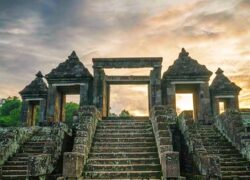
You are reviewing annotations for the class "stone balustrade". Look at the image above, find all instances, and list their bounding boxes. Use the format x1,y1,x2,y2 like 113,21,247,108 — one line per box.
150,105,180,179
178,111,221,178
215,110,250,160
0,127,37,165
63,106,100,179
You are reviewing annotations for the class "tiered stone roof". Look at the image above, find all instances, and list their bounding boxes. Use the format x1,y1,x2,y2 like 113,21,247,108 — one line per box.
19,71,48,96
163,48,212,80
210,68,241,94
45,51,92,81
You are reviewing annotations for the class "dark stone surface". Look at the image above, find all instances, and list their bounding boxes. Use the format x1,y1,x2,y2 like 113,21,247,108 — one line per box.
45,51,92,81
210,68,241,94
162,48,212,80
19,71,48,97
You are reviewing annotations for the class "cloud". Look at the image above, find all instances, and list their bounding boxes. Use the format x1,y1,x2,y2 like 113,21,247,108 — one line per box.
0,0,250,114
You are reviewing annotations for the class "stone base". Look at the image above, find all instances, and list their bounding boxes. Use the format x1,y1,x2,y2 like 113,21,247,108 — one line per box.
63,152,84,178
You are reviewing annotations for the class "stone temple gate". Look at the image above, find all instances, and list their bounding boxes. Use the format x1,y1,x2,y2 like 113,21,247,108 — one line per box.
19,48,241,125
9,48,250,180
92,57,162,117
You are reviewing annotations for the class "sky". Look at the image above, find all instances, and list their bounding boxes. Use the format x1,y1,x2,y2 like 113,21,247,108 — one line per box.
0,0,250,115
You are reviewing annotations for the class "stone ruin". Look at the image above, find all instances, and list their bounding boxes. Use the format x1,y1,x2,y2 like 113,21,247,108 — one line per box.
0,48,249,179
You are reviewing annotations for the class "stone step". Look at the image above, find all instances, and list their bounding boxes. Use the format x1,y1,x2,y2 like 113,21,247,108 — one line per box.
221,161,249,166
203,142,232,146
1,175,27,180
221,166,249,171
84,171,162,179
2,170,28,175
10,156,28,161
222,175,250,179
89,152,159,159
94,133,154,138
93,137,155,143
24,142,46,146
96,129,152,133
91,147,157,153
22,145,43,149
93,142,156,147
221,170,250,176
204,146,237,150
206,149,239,154
87,158,160,165
2,165,27,171
99,122,151,125
97,125,151,129
5,161,28,166
85,164,161,171
220,157,246,162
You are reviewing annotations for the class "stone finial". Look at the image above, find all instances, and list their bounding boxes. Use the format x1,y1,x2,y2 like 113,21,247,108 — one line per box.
216,68,224,75
36,71,43,78
179,48,189,58
68,50,78,59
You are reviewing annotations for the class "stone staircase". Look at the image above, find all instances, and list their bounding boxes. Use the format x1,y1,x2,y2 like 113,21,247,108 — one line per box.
0,128,53,179
191,125,250,179
83,118,162,179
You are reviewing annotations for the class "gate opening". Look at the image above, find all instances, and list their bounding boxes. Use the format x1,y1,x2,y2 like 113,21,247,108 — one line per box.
109,85,149,117
176,93,194,118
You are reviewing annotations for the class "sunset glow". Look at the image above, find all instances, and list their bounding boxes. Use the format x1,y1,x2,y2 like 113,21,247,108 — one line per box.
0,0,250,116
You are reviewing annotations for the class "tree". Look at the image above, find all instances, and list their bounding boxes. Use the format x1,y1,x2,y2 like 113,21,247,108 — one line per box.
65,102,79,125
0,97,21,127
119,109,132,117
0,96,21,116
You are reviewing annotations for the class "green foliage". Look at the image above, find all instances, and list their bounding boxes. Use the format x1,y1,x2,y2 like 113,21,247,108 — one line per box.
0,97,21,116
65,102,79,125
119,109,132,117
0,97,21,127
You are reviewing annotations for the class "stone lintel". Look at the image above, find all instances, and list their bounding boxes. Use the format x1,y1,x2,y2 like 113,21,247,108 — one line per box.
105,75,150,84
171,81,205,84
24,98,44,101
93,57,162,68
215,95,235,98
52,83,87,86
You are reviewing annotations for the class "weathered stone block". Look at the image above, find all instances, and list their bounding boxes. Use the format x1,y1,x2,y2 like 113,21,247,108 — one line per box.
63,152,84,178
161,151,180,178
159,137,172,145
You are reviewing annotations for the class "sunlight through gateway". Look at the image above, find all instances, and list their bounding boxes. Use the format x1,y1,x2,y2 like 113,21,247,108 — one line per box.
110,85,149,116
176,93,194,115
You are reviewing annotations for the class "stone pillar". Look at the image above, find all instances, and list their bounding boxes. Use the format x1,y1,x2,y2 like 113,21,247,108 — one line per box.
106,84,110,116
20,100,29,125
212,97,220,116
27,103,35,126
199,83,212,124
102,81,108,117
80,83,89,106
46,85,58,122
93,68,105,113
39,99,47,124
150,67,162,109
166,82,176,109
60,94,66,122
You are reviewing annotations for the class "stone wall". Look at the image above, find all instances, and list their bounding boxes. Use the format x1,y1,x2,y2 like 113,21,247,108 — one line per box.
27,124,71,177
178,111,221,178
150,105,180,178
0,127,37,165
63,106,100,179
215,110,250,160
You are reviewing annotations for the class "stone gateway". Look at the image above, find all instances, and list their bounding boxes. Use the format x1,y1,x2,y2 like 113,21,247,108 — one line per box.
0,48,249,179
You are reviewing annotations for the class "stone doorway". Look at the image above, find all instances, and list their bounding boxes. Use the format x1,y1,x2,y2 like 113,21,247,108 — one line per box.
109,84,149,117
93,57,162,117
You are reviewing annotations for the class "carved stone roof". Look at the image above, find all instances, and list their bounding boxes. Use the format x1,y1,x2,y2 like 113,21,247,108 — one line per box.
45,51,92,81
210,68,241,93
19,71,48,96
162,48,212,80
